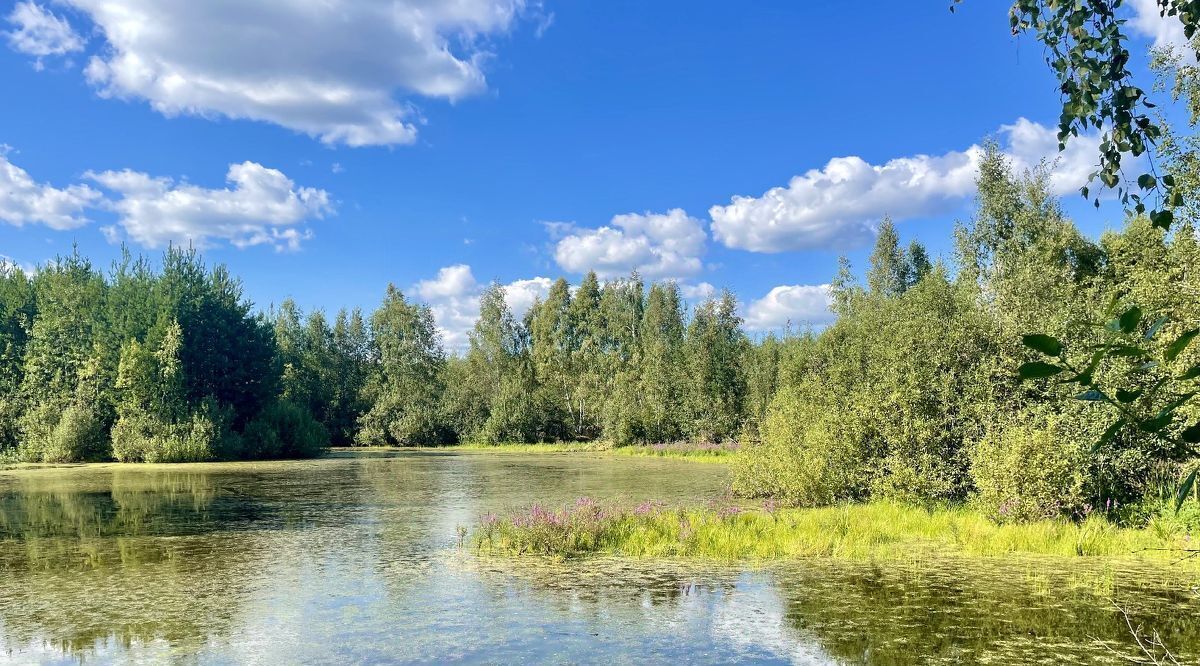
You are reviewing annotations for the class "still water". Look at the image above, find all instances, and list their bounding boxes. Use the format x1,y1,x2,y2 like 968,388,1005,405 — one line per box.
0,450,1196,664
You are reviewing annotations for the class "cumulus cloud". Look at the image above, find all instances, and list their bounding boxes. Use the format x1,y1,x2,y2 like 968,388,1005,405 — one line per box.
414,264,552,352
0,151,101,229
678,281,716,301
36,0,532,146
709,118,1101,253
87,161,333,250
1130,0,1191,52
553,208,707,279
504,276,554,319
5,2,84,62
743,284,835,331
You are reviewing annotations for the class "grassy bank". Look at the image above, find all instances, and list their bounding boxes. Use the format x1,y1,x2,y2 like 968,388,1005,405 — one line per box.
472,499,1198,561
609,442,739,464
339,442,738,462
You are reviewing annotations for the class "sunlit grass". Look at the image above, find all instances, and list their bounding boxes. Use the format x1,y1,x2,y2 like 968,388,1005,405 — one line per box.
473,499,1198,561
609,442,739,464
453,442,614,453
340,441,738,462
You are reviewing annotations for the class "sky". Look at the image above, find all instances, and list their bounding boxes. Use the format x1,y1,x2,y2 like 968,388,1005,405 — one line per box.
0,0,1189,350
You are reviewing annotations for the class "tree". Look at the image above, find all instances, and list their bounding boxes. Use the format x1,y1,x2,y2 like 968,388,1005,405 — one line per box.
528,278,574,438
866,218,907,297
567,272,605,439
17,251,110,462
638,282,687,443
357,285,447,445
685,291,748,442
0,264,33,452
953,0,1200,226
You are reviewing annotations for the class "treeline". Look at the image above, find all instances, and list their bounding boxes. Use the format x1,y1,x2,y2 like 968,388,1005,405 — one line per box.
734,146,1200,523
302,279,773,448
4,148,1197,527
0,247,778,463
0,250,329,463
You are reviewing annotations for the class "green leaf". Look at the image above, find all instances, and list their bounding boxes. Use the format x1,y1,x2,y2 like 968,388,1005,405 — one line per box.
1091,419,1125,453
1176,468,1198,513
1144,315,1169,340
1139,413,1174,433
1115,388,1142,403
1165,328,1199,362
1022,334,1063,357
1117,306,1142,333
1180,364,1200,380
1108,345,1149,357
1075,389,1105,401
1137,173,1156,189
1019,362,1063,380
1150,209,1174,230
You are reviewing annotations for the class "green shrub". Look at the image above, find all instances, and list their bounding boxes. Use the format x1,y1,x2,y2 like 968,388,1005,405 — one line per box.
111,399,232,463
732,386,870,505
242,400,329,459
17,402,107,463
970,414,1085,523
44,404,107,463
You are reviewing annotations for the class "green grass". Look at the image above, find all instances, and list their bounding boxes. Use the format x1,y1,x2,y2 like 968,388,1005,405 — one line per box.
473,499,1199,561
337,441,738,462
609,443,739,464
453,442,614,453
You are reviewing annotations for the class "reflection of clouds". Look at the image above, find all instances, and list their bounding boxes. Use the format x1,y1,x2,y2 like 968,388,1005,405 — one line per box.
4,454,1197,664
708,574,835,665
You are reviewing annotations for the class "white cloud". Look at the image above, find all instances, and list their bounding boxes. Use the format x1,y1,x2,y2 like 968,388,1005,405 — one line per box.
47,0,532,146
553,208,707,279
743,284,835,331
678,281,716,301
503,276,554,320
0,152,101,229
414,264,551,352
0,255,38,275
5,2,84,61
709,118,1100,253
87,161,332,250
1130,0,1191,53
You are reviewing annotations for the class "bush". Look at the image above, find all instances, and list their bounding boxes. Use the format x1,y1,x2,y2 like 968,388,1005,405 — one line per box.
44,404,107,463
242,400,329,459
111,399,231,463
970,414,1085,523
732,386,870,505
17,402,108,463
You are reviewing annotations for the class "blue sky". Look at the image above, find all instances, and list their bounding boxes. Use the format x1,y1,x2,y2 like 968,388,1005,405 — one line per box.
0,0,1184,348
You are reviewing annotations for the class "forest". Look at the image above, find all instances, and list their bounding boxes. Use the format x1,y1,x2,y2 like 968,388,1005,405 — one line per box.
1,140,1197,529
3,48,1200,533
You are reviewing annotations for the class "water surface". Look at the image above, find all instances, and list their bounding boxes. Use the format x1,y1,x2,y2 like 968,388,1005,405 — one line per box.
0,450,1196,664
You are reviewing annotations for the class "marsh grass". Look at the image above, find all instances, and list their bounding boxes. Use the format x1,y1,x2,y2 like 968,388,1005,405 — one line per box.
473,499,1198,561
609,442,739,464
453,442,614,453
340,441,738,462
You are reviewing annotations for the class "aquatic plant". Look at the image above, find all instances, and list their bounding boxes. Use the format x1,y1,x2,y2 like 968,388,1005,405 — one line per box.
473,499,1198,561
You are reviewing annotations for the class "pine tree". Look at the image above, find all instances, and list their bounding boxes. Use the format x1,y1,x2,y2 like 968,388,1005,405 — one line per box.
867,218,907,297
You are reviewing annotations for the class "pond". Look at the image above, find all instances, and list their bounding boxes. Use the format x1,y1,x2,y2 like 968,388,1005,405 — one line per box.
0,450,1196,664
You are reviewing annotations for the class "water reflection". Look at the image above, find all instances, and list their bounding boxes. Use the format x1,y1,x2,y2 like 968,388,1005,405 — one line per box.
0,452,1196,664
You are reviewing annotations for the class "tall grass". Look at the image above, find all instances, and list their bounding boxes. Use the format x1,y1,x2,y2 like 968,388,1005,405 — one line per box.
610,442,739,464
473,499,1197,561
453,442,613,453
